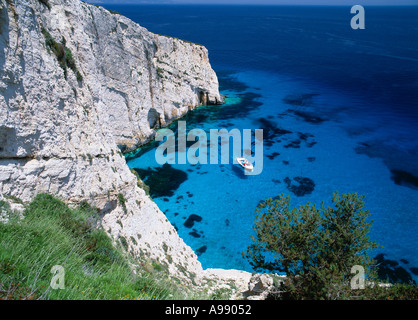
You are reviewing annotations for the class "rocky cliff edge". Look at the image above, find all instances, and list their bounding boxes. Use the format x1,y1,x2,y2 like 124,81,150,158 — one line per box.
0,0,272,299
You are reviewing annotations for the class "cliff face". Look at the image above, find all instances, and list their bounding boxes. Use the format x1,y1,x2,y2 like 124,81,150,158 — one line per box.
0,0,226,285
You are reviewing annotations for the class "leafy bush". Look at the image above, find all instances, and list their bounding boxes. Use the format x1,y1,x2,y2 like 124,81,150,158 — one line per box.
244,193,390,299
156,67,165,78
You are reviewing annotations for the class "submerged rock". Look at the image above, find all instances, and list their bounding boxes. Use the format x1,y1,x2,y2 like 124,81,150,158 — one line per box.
189,231,201,238
374,254,416,285
284,140,301,149
184,214,203,228
390,170,418,190
267,152,280,160
284,176,315,197
291,110,327,124
282,93,319,106
256,117,292,147
410,268,418,276
196,246,207,256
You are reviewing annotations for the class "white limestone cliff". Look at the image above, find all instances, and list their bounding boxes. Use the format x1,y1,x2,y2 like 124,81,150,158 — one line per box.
0,0,269,298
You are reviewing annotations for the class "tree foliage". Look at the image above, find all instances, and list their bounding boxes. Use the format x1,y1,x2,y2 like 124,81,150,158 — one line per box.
244,193,381,299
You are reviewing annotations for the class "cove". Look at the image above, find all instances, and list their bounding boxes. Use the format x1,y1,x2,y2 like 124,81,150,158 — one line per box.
155,121,264,175
127,70,418,284
121,5,418,284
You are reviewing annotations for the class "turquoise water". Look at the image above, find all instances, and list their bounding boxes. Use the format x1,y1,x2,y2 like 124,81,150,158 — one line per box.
115,5,418,283
127,70,418,282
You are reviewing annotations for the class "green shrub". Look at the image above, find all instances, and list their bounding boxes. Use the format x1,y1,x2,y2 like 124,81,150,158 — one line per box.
41,28,83,82
244,193,384,300
76,71,83,82
64,48,76,70
156,67,165,78
130,169,151,198
3,194,24,205
117,193,128,215
353,283,418,300
0,200,10,211
119,236,129,251
108,9,121,15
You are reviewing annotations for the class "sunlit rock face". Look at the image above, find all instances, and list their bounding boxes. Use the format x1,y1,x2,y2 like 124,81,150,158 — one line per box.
0,0,224,285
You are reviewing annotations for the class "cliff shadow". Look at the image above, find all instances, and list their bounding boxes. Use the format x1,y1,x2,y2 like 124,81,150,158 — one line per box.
0,0,10,71
132,164,188,198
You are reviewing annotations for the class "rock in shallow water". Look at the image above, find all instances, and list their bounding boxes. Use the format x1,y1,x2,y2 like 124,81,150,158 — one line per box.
390,170,418,190
291,110,327,124
282,93,319,106
184,214,203,228
196,246,207,256
256,117,292,147
189,231,201,238
284,176,315,197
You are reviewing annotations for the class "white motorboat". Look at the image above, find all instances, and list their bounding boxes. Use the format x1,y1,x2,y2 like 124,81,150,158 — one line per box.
236,157,254,171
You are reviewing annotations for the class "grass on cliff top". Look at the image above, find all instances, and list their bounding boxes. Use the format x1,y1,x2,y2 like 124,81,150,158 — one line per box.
157,34,204,47
0,194,187,300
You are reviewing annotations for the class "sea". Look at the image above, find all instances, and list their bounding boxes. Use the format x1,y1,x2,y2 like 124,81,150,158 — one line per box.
103,4,418,284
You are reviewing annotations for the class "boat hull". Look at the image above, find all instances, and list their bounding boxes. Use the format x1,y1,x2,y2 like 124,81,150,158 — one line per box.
236,157,254,171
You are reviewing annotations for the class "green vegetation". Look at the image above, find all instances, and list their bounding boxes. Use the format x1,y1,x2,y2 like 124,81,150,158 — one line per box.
3,194,23,205
210,287,233,300
157,34,203,47
130,169,151,198
108,9,121,15
156,67,165,79
117,193,127,213
41,28,83,82
0,200,10,213
244,193,418,300
0,194,188,300
4,190,413,300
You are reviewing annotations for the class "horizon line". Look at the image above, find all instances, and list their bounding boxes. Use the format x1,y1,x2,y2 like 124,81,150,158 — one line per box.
88,2,418,6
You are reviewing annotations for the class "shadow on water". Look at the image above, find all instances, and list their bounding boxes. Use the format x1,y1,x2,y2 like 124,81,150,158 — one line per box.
231,164,249,179
132,164,188,198
218,71,250,93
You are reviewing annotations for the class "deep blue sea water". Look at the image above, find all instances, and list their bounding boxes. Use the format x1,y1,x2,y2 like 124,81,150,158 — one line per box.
105,5,418,283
